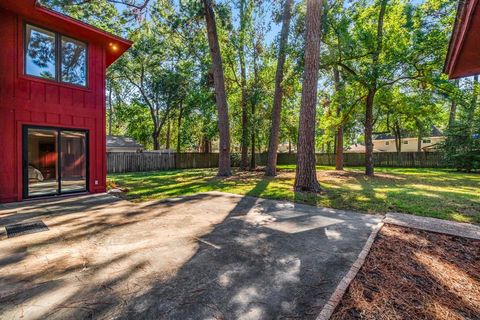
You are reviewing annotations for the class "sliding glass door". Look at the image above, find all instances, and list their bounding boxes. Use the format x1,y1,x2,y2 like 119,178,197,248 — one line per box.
60,131,87,193
24,126,88,198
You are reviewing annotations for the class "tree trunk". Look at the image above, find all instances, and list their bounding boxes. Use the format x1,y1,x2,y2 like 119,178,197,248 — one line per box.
200,135,211,153
364,0,387,177
203,0,231,176
152,128,160,151
449,100,457,127
333,67,344,170
335,127,344,170
166,120,171,150
250,125,256,169
470,75,478,121
417,133,422,152
240,84,249,169
364,89,376,176
393,120,401,156
294,0,323,193
239,0,249,170
176,103,183,153
265,0,294,176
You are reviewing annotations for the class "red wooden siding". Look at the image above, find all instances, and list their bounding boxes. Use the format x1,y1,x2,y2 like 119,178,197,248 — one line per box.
0,7,107,202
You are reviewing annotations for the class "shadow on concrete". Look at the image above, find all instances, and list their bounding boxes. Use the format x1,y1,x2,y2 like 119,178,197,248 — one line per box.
0,187,380,319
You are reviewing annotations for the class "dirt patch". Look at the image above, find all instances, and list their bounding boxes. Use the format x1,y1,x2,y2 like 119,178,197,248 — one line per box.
331,224,480,320
317,169,405,181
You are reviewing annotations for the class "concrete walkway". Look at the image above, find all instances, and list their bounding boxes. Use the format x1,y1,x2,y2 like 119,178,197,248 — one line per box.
385,212,480,240
0,192,381,320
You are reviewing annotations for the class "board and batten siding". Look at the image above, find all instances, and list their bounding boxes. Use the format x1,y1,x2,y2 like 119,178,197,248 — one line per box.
0,8,107,202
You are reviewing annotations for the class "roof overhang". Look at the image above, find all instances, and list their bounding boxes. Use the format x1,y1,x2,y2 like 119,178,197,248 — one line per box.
444,0,480,79
0,0,132,67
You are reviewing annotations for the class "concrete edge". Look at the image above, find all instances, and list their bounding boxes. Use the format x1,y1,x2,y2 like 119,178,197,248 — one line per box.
316,221,385,320
385,212,480,240
202,191,382,220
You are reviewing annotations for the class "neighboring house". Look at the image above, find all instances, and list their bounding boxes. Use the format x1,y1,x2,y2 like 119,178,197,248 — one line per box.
373,127,444,153
278,142,296,153
372,136,444,152
345,127,444,153
106,136,144,153
345,144,383,153
0,0,132,203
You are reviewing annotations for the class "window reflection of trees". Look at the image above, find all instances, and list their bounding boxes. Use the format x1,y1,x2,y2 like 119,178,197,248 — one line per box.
25,25,87,86
26,27,56,79
62,37,86,86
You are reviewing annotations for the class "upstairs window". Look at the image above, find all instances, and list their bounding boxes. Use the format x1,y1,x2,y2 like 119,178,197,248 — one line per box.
61,36,87,86
25,25,56,80
25,24,87,87
422,139,431,144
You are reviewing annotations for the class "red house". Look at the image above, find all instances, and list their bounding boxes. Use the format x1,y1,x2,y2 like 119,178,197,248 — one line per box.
0,0,132,203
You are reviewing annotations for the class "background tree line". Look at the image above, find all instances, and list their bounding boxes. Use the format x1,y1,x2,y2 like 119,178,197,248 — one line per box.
45,0,479,190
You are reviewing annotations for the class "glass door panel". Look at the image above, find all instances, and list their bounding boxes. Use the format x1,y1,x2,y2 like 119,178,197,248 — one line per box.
27,128,59,196
60,131,87,193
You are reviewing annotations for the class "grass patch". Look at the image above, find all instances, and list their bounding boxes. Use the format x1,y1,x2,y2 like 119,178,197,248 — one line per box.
108,166,480,224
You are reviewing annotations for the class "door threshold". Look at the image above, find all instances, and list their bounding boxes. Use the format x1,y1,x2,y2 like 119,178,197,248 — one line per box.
23,192,90,203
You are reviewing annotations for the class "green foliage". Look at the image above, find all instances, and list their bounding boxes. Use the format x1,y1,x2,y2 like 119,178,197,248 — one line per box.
44,0,477,174
441,123,480,172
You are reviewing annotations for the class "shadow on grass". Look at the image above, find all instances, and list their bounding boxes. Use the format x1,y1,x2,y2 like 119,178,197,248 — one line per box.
109,167,480,224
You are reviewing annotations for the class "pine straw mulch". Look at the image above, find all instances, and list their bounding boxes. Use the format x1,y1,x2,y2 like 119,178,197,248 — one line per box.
331,224,480,320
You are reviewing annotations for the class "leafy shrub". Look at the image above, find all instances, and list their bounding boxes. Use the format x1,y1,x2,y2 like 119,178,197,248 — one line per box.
440,122,480,172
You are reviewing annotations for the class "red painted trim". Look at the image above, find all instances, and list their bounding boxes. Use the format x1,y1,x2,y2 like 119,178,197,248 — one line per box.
0,0,132,67
445,0,480,79
35,5,133,47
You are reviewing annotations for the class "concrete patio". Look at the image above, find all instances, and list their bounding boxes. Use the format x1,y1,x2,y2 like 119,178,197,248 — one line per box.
0,192,381,319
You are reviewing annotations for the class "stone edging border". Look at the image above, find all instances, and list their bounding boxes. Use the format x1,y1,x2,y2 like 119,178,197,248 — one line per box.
316,212,480,319
316,221,385,320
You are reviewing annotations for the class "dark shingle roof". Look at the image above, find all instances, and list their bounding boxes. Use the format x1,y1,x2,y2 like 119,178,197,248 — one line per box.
106,135,143,148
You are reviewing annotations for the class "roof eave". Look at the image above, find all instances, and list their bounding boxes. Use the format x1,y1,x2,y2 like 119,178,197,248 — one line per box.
444,0,466,78
444,0,480,79
35,2,132,48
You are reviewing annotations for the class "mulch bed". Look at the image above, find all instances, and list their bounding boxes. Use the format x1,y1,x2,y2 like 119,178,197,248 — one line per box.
331,224,480,320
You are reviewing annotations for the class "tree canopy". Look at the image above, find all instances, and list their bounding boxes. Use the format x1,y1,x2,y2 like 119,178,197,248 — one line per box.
44,0,479,176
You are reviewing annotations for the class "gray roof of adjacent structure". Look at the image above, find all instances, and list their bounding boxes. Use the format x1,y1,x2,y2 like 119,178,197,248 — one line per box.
106,135,144,148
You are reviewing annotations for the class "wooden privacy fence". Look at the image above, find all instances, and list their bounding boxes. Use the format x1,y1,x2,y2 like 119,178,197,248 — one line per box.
272,152,443,167
107,151,444,173
107,152,218,173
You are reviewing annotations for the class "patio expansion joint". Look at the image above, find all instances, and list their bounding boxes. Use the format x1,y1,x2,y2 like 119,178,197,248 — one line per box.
315,221,384,320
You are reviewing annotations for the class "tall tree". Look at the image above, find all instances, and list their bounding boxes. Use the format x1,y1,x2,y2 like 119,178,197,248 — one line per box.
294,0,323,192
203,0,231,176
250,35,261,169
363,0,387,176
265,0,294,176
238,0,251,169
333,67,344,170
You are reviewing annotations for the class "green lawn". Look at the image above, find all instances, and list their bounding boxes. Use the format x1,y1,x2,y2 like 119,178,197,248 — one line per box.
108,166,480,224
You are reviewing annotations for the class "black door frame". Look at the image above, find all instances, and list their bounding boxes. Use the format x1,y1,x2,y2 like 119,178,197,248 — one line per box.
22,125,89,199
